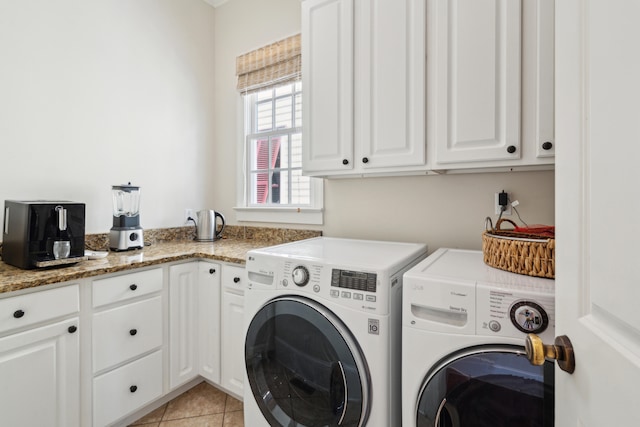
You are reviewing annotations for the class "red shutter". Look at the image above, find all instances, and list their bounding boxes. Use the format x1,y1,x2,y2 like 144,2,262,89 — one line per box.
255,138,281,204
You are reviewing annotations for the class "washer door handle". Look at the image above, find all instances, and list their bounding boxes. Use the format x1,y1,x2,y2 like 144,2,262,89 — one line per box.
330,361,348,425
434,397,448,426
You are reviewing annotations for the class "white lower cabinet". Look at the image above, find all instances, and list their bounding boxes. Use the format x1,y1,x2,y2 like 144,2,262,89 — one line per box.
93,350,163,427
92,296,163,373
169,262,199,389
0,284,80,427
91,268,164,426
0,259,247,426
198,261,221,384
221,265,246,397
0,317,80,427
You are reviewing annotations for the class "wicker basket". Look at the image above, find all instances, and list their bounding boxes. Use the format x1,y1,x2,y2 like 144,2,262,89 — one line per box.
482,218,555,279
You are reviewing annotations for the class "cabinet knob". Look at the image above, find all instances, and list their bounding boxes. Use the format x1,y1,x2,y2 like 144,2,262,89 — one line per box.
507,145,517,154
362,157,369,164
542,141,553,150
129,329,138,336
13,309,25,319
209,268,216,274
129,284,138,291
130,385,138,393
233,277,241,283
68,325,78,334
342,159,349,165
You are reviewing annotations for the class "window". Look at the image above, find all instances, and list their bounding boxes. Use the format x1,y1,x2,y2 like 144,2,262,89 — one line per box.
246,83,306,206
234,34,322,225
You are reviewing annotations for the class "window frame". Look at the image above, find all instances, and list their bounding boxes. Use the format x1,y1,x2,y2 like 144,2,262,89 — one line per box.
234,83,323,225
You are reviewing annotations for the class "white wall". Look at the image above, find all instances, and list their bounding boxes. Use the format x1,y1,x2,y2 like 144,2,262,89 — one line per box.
212,0,555,251
0,0,216,235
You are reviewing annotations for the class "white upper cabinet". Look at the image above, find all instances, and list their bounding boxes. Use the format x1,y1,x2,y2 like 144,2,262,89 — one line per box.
302,0,427,177
428,0,554,170
302,0,354,173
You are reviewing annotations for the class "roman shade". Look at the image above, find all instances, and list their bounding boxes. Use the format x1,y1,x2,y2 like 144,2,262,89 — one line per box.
236,34,301,94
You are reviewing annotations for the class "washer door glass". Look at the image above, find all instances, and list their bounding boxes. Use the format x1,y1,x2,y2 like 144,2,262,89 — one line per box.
245,297,369,427
416,347,554,427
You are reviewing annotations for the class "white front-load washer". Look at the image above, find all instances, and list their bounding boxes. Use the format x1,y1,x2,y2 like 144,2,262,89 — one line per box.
402,248,556,427
244,237,427,427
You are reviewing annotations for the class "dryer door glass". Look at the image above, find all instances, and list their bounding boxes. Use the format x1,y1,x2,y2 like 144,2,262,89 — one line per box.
416,347,554,427
245,297,369,426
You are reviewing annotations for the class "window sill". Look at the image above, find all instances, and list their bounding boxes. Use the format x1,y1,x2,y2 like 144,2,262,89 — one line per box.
233,207,323,225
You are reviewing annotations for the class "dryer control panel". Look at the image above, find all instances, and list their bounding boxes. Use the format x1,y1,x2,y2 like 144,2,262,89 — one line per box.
476,285,555,341
402,248,556,342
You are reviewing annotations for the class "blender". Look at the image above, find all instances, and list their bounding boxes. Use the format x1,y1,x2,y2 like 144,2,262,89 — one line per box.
109,183,144,251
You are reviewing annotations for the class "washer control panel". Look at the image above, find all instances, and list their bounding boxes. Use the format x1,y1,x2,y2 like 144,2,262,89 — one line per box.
331,269,377,293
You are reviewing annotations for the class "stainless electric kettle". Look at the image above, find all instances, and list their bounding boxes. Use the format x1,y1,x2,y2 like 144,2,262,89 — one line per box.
195,210,226,241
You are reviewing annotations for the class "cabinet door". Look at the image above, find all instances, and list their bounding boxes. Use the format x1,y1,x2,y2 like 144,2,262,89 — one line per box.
169,262,199,389
0,318,79,427
221,290,245,398
532,0,555,159
356,0,426,169
433,0,522,164
302,0,354,173
198,261,221,384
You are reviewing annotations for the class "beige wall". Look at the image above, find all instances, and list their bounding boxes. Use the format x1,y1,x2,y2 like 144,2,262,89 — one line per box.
0,0,216,234
0,0,554,249
212,0,555,251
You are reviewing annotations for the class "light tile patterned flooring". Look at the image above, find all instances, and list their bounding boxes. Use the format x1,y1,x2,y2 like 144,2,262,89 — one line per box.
129,382,244,427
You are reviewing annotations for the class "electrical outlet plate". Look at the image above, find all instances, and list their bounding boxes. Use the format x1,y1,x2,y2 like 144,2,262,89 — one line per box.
184,208,194,224
494,193,512,215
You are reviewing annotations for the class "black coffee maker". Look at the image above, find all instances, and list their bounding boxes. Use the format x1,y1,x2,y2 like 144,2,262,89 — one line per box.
2,200,86,269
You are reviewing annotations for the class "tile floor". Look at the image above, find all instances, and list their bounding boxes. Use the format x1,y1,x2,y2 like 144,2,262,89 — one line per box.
129,382,244,427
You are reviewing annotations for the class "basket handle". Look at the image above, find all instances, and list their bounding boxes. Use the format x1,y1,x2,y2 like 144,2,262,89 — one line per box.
495,218,518,231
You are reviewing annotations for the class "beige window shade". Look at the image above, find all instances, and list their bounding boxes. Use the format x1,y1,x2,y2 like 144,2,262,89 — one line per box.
236,34,301,94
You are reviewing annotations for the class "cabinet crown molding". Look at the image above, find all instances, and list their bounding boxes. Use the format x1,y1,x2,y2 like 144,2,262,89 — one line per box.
202,0,231,8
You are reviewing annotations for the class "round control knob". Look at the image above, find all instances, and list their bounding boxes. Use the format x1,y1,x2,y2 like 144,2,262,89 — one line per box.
292,266,310,287
129,232,138,242
510,301,549,334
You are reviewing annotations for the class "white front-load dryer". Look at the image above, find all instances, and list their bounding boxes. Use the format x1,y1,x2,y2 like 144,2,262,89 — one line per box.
244,237,427,427
402,248,556,427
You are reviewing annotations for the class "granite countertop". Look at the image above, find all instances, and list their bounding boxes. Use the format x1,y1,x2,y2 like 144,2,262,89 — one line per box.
0,229,320,294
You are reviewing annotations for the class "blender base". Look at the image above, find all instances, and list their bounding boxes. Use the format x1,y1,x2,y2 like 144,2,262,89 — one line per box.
109,228,144,251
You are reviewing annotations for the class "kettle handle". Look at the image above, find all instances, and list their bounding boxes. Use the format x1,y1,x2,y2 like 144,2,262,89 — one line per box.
214,212,226,239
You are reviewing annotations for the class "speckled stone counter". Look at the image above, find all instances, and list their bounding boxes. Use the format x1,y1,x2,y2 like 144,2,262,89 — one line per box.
0,226,322,295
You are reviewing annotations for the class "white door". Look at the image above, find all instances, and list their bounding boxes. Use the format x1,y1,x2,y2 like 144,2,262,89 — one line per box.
555,0,640,425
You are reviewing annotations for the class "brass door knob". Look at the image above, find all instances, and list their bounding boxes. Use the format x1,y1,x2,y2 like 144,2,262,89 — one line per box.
525,333,576,374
